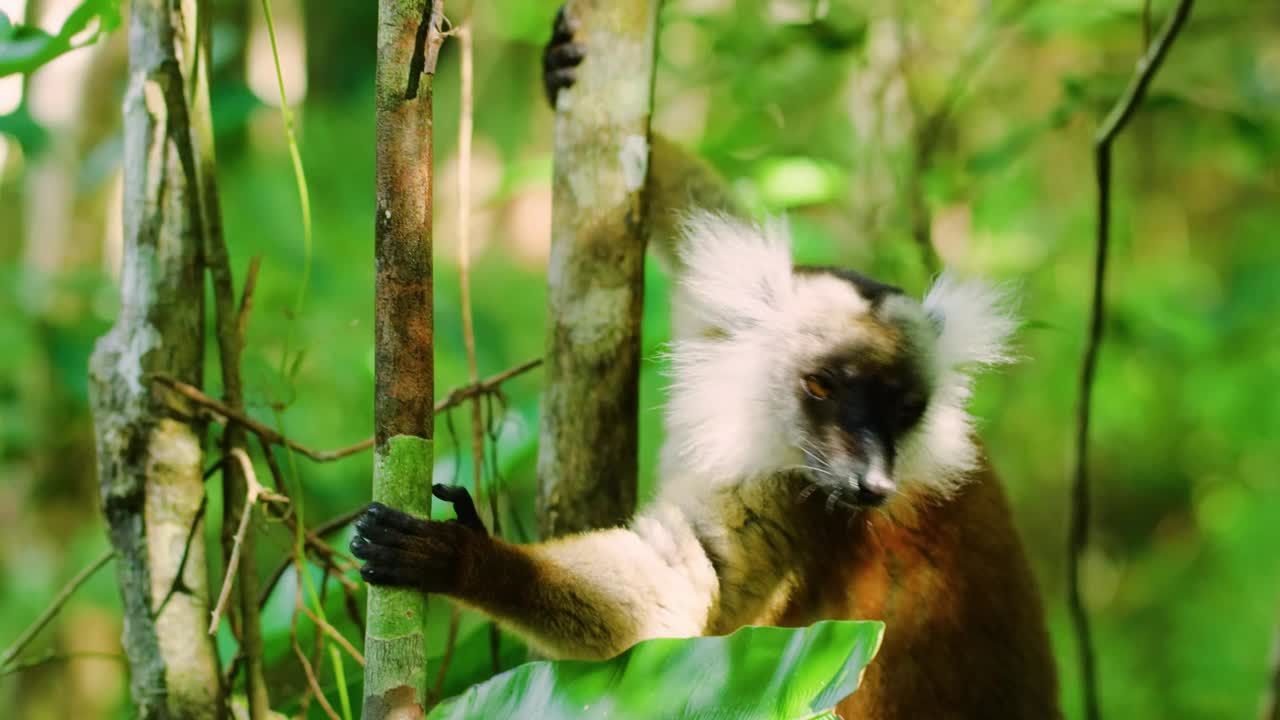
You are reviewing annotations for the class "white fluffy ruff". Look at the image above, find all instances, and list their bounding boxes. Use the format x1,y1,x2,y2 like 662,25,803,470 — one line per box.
660,211,1018,499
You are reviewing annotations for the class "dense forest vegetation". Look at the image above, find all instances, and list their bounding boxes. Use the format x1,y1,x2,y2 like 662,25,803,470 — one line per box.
0,0,1277,718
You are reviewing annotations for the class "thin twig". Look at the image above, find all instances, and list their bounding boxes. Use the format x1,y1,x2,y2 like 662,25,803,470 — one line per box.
1069,4,1194,720
155,496,208,617
0,651,124,677
152,357,542,463
292,577,341,720
300,604,365,666
452,9,504,681
154,373,373,461
238,255,263,340
0,550,114,667
429,606,462,704
209,449,289,634
258,506,364,610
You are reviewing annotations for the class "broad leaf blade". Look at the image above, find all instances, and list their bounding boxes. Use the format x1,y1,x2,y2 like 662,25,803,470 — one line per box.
428,620,884,720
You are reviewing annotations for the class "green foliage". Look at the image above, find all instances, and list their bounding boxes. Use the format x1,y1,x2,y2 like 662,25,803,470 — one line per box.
0,0,121,77
2,0,1280,718
428,621,884,720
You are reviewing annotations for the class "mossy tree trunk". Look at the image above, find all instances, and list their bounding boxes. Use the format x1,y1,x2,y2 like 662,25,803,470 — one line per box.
88,1,223,717
362,0,443,717
538,0,661,538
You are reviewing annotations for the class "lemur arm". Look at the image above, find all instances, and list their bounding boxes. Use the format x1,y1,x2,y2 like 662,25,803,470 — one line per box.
352,8,755,662
351,487,719,660
543,6,746,274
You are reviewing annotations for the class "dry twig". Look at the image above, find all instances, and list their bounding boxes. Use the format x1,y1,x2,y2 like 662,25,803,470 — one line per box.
152,357,541,464
209,449,289,634
300,604,365,667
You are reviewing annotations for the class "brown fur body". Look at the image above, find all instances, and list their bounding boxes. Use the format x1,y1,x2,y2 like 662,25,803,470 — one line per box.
355,453,1061,719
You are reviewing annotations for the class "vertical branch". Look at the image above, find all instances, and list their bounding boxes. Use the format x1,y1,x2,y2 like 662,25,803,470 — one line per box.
364,0,444,717
443,2,486,693
455,11,483,511
1069,4,1194,720
88,0,224,716
189,0,269,715
538,0,660,538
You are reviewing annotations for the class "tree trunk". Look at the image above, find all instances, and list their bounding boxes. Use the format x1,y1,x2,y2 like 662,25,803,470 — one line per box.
537,0,660,538
362,1,442,716
88,1,223,717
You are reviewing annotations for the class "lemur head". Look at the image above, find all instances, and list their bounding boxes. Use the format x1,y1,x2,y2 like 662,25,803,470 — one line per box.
663,212,1017,506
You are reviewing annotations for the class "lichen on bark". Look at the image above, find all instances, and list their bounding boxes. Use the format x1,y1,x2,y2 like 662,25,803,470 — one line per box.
538,0,661,538
89,3,223,716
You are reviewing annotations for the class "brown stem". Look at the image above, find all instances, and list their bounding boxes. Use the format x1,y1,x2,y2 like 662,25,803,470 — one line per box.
1069,4,1194,720
152,357,541,463
209,450,289,635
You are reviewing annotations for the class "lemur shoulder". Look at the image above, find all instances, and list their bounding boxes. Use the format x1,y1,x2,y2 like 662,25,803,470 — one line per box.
352,9,1061,719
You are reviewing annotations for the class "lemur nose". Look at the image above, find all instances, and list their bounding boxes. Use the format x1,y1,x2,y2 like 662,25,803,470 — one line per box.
856,469,895,507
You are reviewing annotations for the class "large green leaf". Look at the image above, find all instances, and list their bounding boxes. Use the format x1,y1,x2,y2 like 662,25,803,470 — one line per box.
428,621,884,720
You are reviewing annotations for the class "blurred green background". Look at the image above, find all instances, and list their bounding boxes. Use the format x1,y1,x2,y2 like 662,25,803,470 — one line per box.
1,0,1278,717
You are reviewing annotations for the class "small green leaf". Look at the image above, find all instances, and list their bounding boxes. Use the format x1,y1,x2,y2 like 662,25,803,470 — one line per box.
0,0,122,77
429,620,884,720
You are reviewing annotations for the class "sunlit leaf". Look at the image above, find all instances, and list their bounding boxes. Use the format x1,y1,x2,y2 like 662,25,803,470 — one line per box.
0,0,122,77
428,621,884,720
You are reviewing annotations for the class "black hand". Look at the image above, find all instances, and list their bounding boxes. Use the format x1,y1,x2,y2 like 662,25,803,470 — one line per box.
542,5,585,108
350,501,482,594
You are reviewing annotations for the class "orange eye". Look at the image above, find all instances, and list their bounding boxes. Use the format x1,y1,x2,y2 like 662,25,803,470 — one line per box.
803,374,831,400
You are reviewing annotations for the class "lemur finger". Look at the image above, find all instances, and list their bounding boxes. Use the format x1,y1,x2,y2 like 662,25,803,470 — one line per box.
432,484,487,534
543,41,585,71
351,535,434,566
544,68,579,107
356,540,460,593
359,561,428,589
550,5,580,43
361,501,432,535
351,513,420,550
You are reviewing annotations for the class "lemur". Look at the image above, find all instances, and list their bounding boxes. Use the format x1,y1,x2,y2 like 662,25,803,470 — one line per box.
351,9,1062,719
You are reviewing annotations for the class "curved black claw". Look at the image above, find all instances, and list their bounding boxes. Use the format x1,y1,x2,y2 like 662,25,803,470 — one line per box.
542,5,585,108
432,483,488,535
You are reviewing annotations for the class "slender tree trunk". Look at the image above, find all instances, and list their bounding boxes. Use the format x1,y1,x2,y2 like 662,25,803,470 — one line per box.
88,1,223,717
538,0,660,538
362,1,443,716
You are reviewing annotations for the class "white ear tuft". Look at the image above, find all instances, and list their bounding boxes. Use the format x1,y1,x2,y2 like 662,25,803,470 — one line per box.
675,211,794,333
922,273,1019,371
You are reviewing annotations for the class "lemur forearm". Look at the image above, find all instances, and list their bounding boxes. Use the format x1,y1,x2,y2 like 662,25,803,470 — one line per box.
353,498,721,660
644,135,745,271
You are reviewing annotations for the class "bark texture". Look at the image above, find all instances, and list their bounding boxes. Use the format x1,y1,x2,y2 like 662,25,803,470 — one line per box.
538,0,660,538
363,0,441,716
88,1,222,717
